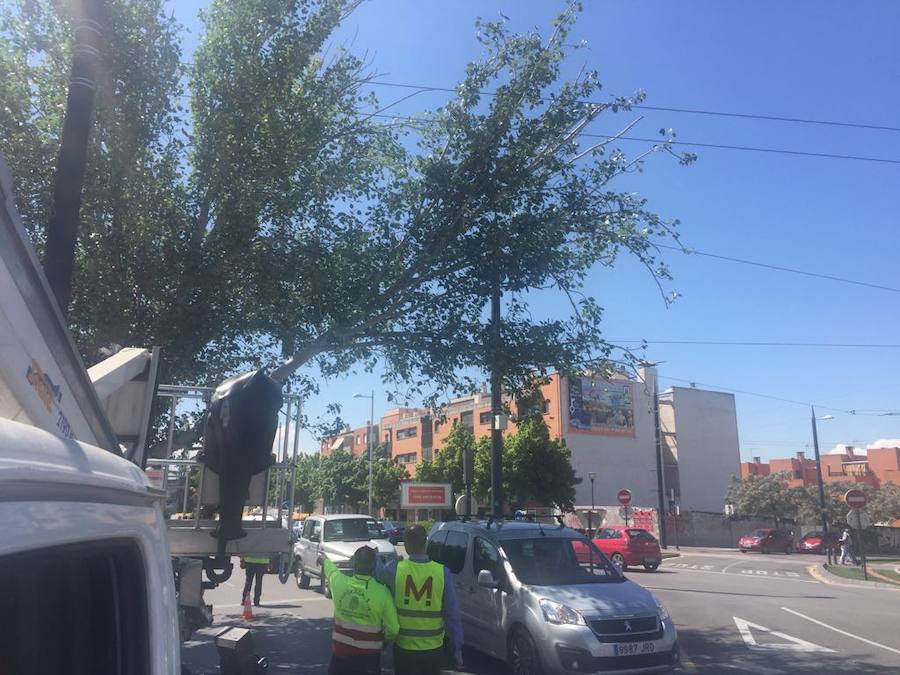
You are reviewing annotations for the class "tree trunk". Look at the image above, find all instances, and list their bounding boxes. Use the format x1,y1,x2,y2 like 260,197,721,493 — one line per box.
44,0,104,316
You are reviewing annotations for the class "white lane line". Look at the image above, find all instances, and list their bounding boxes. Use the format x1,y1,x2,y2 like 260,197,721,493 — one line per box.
721,559,745,574
782,607,900,656
659,566,819,584
720,661,785,675
734,616,834,653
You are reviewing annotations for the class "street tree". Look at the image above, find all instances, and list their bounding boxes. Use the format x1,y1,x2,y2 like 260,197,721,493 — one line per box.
795,481,873,528
3,1,692,434
414,422,478,494
726,472,801,527
868,483,900,525
503,417,580,511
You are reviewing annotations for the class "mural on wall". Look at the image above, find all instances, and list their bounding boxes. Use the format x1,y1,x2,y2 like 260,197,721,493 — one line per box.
568,376,635,437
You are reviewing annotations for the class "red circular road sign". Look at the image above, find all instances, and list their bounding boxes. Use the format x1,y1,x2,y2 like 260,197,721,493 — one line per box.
844,489,867,509
617,489,632,506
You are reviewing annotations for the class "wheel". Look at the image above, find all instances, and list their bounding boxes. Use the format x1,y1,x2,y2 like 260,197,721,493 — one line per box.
611,553,627,571
319,564,331,598
740,549,747,553
509,626,543,675
295,562,310,589
643,561,660,572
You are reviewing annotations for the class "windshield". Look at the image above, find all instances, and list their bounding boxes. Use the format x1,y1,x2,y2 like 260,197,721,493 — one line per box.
501,537,622,585
324,518,382,542
750,529,771,537
626,529,655,541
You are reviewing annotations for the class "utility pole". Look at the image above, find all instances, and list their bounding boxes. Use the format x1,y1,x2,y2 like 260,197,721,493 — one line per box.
44,0,103,316
653,378,668,549
490,279,503,519
811,406,831,564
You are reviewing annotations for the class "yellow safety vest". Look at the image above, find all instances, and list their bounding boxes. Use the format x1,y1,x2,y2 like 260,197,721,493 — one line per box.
394,559,445,651
243,556,271,565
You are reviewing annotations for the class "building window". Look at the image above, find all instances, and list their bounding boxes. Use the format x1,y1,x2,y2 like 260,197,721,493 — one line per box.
396,452,418,465
396,427,417,440
460,411,473,430
434,420,442,433
479,411,493,425
542,399,551,414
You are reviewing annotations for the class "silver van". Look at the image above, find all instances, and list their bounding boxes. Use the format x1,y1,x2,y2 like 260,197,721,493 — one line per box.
428,520,679,674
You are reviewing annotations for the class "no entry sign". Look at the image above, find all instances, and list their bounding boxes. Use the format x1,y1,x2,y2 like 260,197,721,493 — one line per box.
844,489,867,509
617,488,632,506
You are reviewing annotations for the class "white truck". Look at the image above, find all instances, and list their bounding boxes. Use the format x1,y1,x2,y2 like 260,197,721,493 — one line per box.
0,153,296,673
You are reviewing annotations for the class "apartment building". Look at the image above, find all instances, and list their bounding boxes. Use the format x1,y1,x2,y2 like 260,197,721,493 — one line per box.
319,423,377,458
741,443,900,489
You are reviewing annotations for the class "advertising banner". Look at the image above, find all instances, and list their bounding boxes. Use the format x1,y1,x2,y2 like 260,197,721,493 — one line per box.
568,376,635,437
401,481,452,509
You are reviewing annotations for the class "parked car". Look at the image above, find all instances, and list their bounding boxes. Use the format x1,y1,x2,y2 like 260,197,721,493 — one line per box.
739,528,793,554
583,526,663,572
799,530,840,554
380,519,406,544
428,520,680,675
293,514,396,597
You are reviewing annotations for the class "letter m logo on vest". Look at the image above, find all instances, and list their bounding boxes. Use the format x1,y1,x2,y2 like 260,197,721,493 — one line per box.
403,574,434,606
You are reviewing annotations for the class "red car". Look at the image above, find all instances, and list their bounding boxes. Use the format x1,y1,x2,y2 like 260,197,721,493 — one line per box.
739,528,793,554
799,530,840,554
590,526,662,571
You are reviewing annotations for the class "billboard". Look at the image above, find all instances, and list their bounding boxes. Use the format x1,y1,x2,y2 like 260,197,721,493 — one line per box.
568,376,635,437
401,481,452,509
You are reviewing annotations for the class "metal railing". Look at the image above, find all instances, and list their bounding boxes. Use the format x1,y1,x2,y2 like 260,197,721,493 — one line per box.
146,384,302,536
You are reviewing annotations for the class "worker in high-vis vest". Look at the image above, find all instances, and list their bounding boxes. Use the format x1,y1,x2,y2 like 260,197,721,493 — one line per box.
241,555,270,606
376,525,464,675
325,545,399,675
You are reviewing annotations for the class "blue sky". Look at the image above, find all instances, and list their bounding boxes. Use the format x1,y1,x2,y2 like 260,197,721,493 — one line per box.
167,0,900,459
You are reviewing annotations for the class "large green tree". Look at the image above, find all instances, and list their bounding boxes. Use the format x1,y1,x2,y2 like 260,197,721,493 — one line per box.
795,481,874,528
866,483,900,525
418,416,579,511
726,472,802,527
3,1,691,421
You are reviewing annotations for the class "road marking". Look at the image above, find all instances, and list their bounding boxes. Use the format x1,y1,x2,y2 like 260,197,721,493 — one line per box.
721,559,745,574
720,661,786,675
782,607,900,656
660,566,818,584
733,616,835,653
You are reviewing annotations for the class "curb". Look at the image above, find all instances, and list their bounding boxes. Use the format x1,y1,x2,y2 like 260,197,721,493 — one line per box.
661,552,680,560
811,563,900,590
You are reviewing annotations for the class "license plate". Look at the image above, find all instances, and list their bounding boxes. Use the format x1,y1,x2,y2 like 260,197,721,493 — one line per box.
614,641,656,656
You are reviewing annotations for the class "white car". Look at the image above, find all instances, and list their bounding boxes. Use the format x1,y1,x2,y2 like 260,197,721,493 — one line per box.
293,514,396,597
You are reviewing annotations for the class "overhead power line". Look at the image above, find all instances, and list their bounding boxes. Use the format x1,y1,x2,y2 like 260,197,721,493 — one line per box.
653,243,900,294
373,113,900,166
660,375,900,417
615,340,900,349
369,80,900,134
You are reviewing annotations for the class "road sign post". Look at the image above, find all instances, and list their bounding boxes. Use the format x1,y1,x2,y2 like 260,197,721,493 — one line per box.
617,489,632,526
845,489,869,580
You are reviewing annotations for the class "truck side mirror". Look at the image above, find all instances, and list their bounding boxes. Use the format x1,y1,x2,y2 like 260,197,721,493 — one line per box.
477,569,499,589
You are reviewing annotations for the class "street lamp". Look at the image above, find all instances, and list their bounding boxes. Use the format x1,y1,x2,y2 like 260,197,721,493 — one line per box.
354,391,375,516
588,472,596,538
811,407,834,564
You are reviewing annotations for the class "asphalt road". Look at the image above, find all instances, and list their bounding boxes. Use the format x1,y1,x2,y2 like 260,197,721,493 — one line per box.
182,548,900,674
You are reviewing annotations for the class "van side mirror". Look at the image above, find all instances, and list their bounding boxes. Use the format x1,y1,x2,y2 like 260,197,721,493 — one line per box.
477,569,499,589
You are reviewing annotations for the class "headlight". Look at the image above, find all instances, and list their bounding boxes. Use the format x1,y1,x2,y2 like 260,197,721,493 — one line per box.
654,597,669,621
539,599,585,625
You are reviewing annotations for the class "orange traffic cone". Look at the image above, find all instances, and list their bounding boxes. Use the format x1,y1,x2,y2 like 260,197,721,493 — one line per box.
242,593,253,620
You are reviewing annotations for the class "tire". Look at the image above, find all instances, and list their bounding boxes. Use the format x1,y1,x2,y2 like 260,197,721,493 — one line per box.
611,553,627,571
643,561,660,572
295,562,310,589
508,626,543,675
319,564,331,598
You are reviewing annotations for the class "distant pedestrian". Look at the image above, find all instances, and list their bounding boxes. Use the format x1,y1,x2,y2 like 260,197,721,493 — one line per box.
376,524,464,675
242,555,270,606
839,529,858,565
